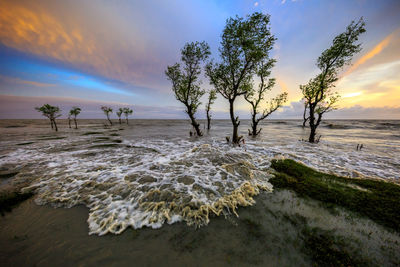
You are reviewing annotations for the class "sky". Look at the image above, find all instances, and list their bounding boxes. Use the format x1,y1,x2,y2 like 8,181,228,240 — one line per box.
0,0,399,119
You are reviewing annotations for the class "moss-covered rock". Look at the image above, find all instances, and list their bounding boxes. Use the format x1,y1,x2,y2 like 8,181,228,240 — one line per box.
270,159,400,232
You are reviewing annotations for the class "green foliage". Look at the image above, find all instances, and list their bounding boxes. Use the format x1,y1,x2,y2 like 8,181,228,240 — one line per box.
301,18,366,142
101,106,113,125
35,104,61,119
166,41,210,136
206,12,276,142
206,12,276,101
35,104,61,131
116,108,123,119
270,159,400,232
205,89,217,115
245,58,288,131
69,106,81,118
122,107,133,117
101,106,113,115
166,41,210,115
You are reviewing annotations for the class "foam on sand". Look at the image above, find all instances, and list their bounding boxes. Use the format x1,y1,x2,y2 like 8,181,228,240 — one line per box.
23,144,273,235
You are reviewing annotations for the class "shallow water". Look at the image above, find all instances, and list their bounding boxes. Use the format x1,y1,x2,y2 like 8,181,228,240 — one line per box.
0,119,400,265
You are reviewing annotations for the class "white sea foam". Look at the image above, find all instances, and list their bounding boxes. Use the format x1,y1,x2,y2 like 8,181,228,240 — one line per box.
1,120,399,235
8,139,272,235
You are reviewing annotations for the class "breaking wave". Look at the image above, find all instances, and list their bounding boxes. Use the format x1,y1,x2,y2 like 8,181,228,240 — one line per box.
19,141,272,235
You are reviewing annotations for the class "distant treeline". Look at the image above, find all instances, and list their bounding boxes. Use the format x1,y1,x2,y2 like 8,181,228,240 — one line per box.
35,105,133,131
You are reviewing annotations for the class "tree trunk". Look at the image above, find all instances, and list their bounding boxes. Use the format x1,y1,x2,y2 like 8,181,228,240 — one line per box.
187,109,202,136
74,118,78,129
302,118,307,128
251,122,259,136
250,112,260,136
229,99,240,143
308,104,316,143
302,103,308,127
126,118,129,125
118,118,121,124
206,111,211,130
50,119,54,129
309,126,316,143
53,119,58,132
68,118,71,128
107,115,112,126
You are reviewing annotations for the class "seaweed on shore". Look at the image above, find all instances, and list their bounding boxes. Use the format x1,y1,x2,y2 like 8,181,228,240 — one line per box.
270,159,400,232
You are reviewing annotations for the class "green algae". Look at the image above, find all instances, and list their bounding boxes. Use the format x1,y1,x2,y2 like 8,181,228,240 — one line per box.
270,159,400,232
302,226,371,266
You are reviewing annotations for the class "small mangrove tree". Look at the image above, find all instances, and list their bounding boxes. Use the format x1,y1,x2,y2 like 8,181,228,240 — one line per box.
116,108,123,124
301,18,366,143
69,107,81,129
205,90,217,130
206,12,276,143
166,41,210,136
123,107,133,124
101,106,113,126
35,104,61,131
244,58,288,136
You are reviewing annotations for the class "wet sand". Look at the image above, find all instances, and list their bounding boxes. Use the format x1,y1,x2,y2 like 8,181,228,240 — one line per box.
1,189,400,266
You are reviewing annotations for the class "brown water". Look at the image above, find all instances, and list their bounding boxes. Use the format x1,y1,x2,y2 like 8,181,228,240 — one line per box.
1,119,400,266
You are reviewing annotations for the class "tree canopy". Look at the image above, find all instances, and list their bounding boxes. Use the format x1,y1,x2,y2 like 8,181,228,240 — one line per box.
244,57,288,136
166,41,210,136
302,17,366,143
206,12,276,143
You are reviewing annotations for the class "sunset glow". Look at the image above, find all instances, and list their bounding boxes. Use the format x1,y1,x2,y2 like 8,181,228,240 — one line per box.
0,0,399,119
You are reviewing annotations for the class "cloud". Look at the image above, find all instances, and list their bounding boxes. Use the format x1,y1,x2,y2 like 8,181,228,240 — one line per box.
270,100,400,119
344,29,400,76
254,2,259,7
336,60,400,107
0,75,55,87
0,1,169,91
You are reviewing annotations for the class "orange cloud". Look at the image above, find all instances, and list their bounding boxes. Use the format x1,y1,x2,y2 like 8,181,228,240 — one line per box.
0,1,163,90
0,75,55,87
344,29,399,76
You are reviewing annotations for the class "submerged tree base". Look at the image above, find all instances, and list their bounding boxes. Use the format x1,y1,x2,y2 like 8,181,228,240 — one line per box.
270,159,400,232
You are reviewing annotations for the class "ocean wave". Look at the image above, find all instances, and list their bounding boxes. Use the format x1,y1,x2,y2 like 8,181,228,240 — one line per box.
21,143,272,235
